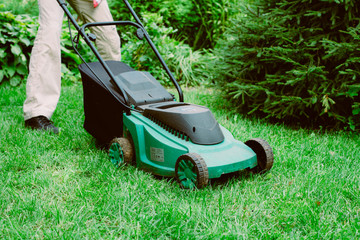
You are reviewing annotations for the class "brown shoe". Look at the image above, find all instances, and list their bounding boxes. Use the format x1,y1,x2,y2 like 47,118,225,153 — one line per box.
25,116,60,134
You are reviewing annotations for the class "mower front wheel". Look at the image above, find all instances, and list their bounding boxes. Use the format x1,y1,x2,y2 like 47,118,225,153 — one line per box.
245,138,274,173
175,153,209,189
109,137,135,167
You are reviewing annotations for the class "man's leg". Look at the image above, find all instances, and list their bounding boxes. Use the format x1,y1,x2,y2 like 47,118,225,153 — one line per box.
68,0,121,61
23,0,64,121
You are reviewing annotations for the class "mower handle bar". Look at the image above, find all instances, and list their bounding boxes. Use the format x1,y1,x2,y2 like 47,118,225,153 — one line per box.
81,21,184,103
56,0,184,107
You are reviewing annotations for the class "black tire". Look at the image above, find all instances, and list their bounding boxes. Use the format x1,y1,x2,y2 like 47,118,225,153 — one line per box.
245,138,274,173
109,137,135,167
175,153,209,189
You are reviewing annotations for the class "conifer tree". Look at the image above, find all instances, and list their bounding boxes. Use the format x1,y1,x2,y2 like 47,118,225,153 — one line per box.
212,0,360,129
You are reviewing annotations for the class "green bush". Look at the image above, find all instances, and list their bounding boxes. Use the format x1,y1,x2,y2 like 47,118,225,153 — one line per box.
0,2,209,88
1,0,38,16
121,12,207,86
0,8,88,87
0,10,37,86
158,0,235,49
211,0,360,130
108,0,235,50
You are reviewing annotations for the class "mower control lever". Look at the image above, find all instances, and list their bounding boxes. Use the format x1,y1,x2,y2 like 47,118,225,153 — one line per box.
87,33,97,42
136,28,145,40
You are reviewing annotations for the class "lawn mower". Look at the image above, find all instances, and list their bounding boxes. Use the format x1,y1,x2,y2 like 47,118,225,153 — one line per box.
57,0,274,189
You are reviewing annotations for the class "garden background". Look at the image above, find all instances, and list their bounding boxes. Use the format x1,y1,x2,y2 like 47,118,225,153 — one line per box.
1,0,359,238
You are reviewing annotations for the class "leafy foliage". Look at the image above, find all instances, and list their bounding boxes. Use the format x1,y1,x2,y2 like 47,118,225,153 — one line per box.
211,0,360,130
0,7,89,86
159,0,235,49
0,10,37,86
120,12,208,86
1,0,38,16
108,0,235,49
1,2,206,87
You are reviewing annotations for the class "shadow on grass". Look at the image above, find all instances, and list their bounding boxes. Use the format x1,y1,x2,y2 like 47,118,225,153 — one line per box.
208,170,258,189
152,169,263,190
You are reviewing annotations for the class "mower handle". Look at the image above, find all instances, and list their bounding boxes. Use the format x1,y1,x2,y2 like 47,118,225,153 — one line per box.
56,0,184,104
57,0,131,107
81,21,184,103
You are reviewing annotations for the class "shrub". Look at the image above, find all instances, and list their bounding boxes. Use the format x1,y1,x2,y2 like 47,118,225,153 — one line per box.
0,3,208,88
211,0,360,130
158,0,235,49
0,10,37,86
120,12,207,86
1,0,38,16
108,0,235,50
0,8,88,87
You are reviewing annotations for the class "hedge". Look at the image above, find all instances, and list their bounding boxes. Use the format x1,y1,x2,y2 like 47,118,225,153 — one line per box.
211,0,360,130
0,11,37,86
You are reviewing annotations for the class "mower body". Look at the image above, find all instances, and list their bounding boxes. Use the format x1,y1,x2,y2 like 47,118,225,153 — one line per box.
123,110,257,179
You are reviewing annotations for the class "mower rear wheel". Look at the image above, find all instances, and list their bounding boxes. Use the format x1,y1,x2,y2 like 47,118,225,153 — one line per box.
109,137,135,167
245,138,274,173
175,153,209,189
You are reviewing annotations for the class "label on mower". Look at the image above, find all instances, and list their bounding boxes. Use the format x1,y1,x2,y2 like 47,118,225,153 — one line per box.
150,147,164,162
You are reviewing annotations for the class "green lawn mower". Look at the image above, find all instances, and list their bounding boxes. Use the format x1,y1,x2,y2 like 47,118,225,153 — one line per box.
58,0,274,189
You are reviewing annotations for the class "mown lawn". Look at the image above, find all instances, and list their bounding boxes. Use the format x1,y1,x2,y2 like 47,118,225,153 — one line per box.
0,82,359,239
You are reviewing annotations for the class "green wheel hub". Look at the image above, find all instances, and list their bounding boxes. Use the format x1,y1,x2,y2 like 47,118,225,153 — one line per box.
177,159,197,189
175,153,209,189
109,137,134,167
109,142,124,167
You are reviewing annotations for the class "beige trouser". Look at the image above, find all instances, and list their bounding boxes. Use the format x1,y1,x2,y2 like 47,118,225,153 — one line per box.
23,0,121,120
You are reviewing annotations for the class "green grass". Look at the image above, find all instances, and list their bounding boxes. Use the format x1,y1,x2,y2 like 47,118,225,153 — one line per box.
0,83,359,239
